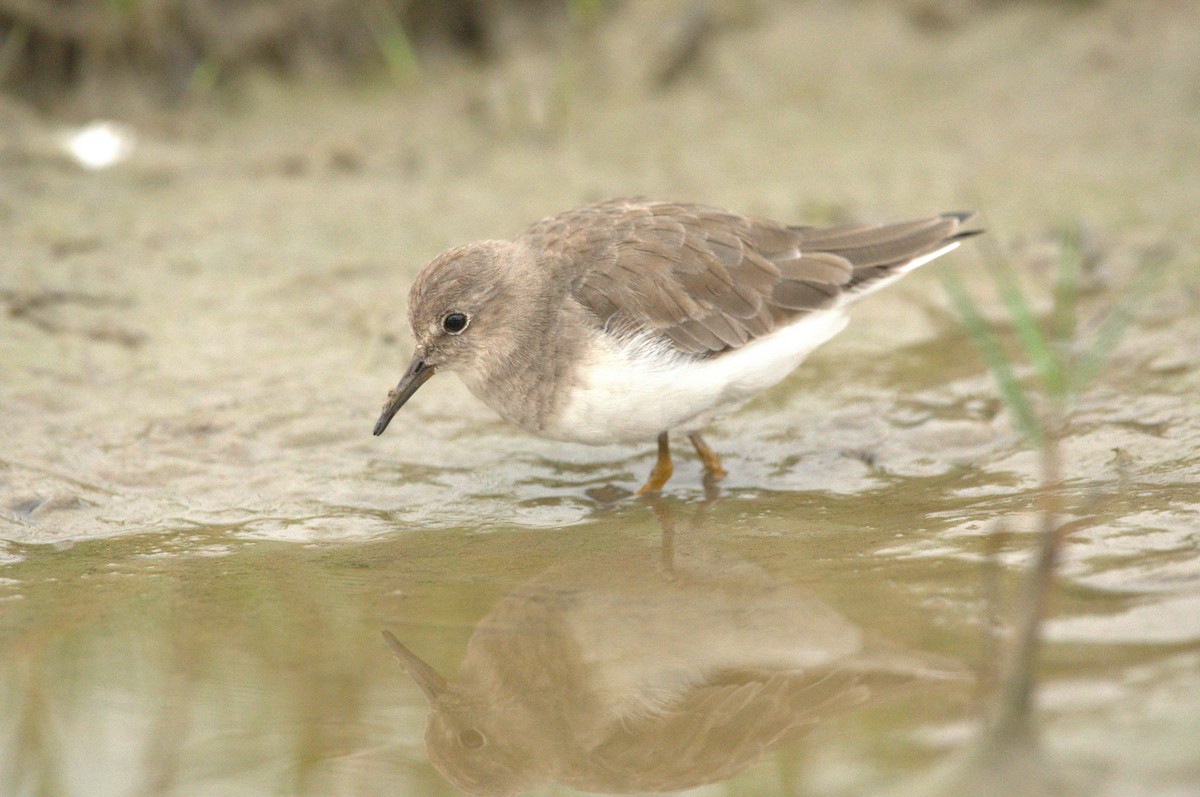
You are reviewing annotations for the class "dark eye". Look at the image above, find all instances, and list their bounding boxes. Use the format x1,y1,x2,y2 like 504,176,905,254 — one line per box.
442,313,469,334
459,729,486,749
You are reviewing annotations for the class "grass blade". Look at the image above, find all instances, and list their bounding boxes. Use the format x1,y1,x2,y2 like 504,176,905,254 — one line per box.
1050,226,1082,348
1070,245,1171,390
981,244,1067,401
364,0,419,83
943,272,1043,446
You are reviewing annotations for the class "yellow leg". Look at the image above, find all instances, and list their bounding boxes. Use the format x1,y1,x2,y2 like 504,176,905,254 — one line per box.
636,432,674,495
688,432,726,481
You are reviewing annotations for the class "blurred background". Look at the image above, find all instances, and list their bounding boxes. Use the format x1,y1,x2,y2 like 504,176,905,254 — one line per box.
2,1,1199,796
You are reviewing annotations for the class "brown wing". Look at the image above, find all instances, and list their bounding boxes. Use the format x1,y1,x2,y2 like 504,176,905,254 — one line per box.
522,198,977,356
570,668,902,793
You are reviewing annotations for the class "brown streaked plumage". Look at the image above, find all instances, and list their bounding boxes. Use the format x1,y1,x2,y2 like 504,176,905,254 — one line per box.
374,198,980,493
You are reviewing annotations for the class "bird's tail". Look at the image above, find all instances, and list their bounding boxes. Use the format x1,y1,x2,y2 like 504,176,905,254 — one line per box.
790,212,982,303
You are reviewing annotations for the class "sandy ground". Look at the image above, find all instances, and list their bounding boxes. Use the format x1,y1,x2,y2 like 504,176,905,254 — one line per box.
3,0,1197,543
1,1,1199,795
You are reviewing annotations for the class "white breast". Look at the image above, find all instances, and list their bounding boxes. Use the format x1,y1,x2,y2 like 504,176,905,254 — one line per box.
542,310,849,445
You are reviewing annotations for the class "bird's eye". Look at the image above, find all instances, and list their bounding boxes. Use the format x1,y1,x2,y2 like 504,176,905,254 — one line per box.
458,729,486,749
442,313,469,334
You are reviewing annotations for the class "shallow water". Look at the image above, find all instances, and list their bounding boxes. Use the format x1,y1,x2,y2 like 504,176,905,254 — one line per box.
3,2,1200,795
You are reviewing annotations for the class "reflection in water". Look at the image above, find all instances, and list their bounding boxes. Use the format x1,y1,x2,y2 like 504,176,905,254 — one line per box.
385,514,964,796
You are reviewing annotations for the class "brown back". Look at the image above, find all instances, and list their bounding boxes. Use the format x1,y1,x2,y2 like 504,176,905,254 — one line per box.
523,198,977,356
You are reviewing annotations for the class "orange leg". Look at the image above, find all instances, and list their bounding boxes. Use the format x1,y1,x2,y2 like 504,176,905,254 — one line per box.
688,432,726,481
636,432,674,495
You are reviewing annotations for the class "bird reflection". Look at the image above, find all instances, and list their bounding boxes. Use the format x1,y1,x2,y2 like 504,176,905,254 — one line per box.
385,513,963,796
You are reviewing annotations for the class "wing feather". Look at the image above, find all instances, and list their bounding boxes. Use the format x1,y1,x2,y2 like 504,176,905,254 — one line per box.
521,199,976,357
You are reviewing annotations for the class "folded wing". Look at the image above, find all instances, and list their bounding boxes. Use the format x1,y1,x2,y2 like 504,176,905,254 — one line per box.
524,198,978,356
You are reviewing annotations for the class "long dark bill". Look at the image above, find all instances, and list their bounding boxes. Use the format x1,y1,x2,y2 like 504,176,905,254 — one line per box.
381,630,446,703
373,356,435,436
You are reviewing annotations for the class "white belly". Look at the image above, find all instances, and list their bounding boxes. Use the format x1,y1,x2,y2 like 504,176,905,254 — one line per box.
543,311,849,445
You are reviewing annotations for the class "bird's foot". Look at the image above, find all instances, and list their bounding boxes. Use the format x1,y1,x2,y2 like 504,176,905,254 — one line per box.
688,432,726,482
636,432,674,494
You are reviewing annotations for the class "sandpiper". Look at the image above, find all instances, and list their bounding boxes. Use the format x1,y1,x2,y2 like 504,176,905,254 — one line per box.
374,198,979,493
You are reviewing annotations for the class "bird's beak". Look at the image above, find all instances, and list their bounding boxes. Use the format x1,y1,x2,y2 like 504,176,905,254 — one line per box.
373,355,435,436
382,630,447,703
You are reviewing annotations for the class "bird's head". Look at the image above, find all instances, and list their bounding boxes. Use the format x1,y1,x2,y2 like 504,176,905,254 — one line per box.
373,239,542,435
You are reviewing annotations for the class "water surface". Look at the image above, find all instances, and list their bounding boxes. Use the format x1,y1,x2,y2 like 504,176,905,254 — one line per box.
3,2,1199,795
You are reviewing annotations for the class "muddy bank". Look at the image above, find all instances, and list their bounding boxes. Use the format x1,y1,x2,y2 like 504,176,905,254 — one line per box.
2,0,1197,544
1,2,1199,794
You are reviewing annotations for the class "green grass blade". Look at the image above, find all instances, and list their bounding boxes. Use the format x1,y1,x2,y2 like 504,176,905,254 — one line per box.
982,248,1068,401
943,273,1044,446
1071,246,1171,390
364,0,419,83
1051,226,1082,349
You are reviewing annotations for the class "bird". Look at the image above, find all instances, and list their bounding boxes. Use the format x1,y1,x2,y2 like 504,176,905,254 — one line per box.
381,545,965,796
373,198,980,493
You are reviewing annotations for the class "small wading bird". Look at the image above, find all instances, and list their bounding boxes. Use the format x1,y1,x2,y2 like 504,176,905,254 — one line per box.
374,198,979,492
380,548,964,796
